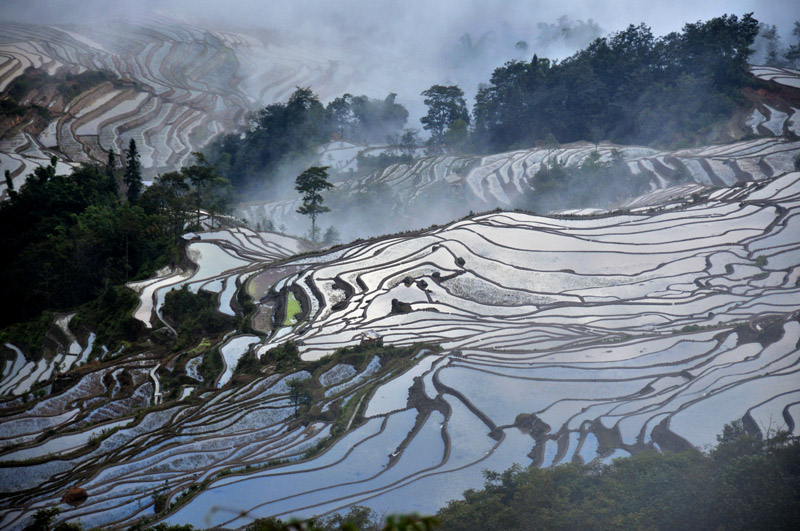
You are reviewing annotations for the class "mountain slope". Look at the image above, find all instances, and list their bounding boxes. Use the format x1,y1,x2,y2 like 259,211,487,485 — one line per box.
240,137,800,239
1,170,799,530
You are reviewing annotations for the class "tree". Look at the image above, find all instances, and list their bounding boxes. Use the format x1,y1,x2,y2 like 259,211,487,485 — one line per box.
4,169,15,200
141,170,191,245
350,92,409,144
22,506,81,530
105,147,118,198
326,93,354,138
785,21,800,68
124,138,143,203
182,152,230,228
322,225,340,245
420,85,469,142
295,166,333,242
287,377,312,417
443,119,469,151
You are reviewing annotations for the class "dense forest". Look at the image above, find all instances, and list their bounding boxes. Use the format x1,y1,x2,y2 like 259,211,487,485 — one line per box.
471,13,762,151
0,151,231,344
206,89,412,194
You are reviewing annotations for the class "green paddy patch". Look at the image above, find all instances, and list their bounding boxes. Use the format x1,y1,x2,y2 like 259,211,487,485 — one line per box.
283,292,302,326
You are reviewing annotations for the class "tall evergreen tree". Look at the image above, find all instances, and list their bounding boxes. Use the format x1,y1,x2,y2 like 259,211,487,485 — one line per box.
124,139,142,203
106,147,118,197
4,169,15,199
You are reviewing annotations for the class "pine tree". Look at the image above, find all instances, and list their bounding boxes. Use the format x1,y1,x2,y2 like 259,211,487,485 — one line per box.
106,147,118,197
124,139,142,203
295,166,333,243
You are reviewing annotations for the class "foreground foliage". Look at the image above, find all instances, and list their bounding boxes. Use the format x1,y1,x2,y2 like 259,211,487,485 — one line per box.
436,422,800,530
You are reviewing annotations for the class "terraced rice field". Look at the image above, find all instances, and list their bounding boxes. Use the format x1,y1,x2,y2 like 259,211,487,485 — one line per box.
0,17,427,197
1,169,799,529
239,137,800,236
750,65,800,89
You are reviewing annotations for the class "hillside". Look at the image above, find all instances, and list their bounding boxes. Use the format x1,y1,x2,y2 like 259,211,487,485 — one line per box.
240,136,800,239
1,168,798,529
2,10,800,531
0,15,422,195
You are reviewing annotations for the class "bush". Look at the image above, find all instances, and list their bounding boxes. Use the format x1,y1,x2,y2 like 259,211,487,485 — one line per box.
163,286,233,350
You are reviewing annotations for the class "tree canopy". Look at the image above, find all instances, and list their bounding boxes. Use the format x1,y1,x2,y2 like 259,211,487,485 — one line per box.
0,154,231,332
420,85,469,143
295,166,334,242
206,88,409,195
472,13,760,151
436,422,800,531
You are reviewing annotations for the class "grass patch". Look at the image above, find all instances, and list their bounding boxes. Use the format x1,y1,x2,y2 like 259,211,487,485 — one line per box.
201,348,224,385
283,292,302,326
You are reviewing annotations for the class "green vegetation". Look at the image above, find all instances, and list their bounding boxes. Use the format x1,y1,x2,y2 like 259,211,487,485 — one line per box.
5,68,116,104
295,166,334,242
163,287,233,350
0,97,26,117
124,138,143,203
436,421,799,531
233,349,261,377
201,345,223,384
354,150,414,176
0,160,165,327
518,149,649,211
261,341,303,372
0,311,54,360
243,506,439,531
0,152,232,333
71,286,143,354
283,292,302,326
206,88,409,194
471,13,760,151
420,85,470,148
21,507,81,531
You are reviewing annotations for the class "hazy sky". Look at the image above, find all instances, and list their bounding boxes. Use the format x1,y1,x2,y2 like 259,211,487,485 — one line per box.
2,1,798,41
1,1,798,121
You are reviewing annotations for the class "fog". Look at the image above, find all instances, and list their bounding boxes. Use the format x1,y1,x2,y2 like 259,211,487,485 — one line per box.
2,0,799,242
2,0,798,120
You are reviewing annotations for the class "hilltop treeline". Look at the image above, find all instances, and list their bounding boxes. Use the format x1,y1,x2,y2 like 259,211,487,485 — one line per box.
206,89,410,193
471,13,761,151
204,13,769,204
